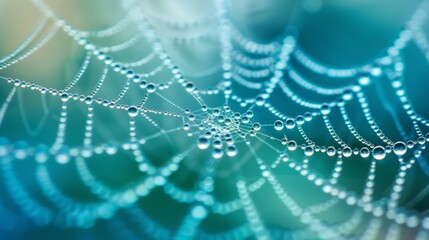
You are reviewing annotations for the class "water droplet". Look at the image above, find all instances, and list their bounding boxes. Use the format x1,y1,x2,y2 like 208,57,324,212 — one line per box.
274,120,284,131
81,146,93,158
105,142,118,155
147,83,156,93
252,123,261,131
326,146,336,157
14,141,29,159
360,147,370,158
304,112,312,121
185,83,195,92
226,145,238,157
295,115,305,125
245,111,254,118
343,147,352,158
197,137,210,150
60,93,69,102
55,146,70,164
131,74,141,83
393,141,407,156
406,140,414,148
128,106,139,117
241,116,250,124
287,140,297,151
304,146,314,156
0,138,9,156
225,138,234,146
320,104,331,115
372,146,386,160
358,73,371,86
343,90,353,101
285,118,296,129
84,96,93,104
213,139,222,148
255,96,265,106
191,205,207,219
139,80,147,89
188,114,195,121
212,148,224,159
213,109,220,116
370,65,382,77
418,136,426,145
35,144,49,163
224,118,232,125
217,115,225,123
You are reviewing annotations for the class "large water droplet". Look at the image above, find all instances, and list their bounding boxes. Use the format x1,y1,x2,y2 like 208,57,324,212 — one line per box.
393,141,407,156
285,118,296,129
252,123,261,131
60,93,69,102
147,83,156,93
360,147,370,158
212,148,224,159
274,120,284,131
372,146,386,160
304,146,314,156
185,83,195,92
226,145,238,157
343,147,352,158
197,137,210,150
255,95,265,106
320,104,331,115
287,140,297,151
326,146,336,157
128,106,139,117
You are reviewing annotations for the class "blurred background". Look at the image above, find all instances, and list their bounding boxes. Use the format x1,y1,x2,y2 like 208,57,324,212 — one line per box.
0,0,429,239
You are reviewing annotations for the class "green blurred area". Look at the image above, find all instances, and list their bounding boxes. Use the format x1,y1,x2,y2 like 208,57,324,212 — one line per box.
0,0,428,239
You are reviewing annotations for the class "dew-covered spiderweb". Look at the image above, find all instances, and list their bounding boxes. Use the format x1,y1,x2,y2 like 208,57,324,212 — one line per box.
1,0,429,239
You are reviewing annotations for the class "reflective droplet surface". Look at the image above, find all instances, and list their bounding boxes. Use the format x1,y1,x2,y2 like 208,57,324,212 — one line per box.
274,120,284,131
185,83,194,92
343,147,352,158
285,118,296,129
212,148,224,159
326,146,336,157
147,83,156,93
226,145,238,157
304,146,314,156
128,106,139,117
393,141,407,156
372,146,386,160
360,147,370,158
197,137,210,150
320,104,331,115
252,123,261,131
287,140,297,151
295,115,305,125
255,96,265,106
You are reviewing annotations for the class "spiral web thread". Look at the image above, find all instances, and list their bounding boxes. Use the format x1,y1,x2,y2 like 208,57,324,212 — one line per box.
1,0,429,239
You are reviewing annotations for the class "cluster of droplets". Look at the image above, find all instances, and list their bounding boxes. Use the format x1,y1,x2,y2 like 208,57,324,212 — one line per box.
184,106,258,159
2,0,429,239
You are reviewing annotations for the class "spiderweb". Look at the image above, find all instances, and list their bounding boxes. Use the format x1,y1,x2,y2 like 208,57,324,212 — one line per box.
1,0,429,239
